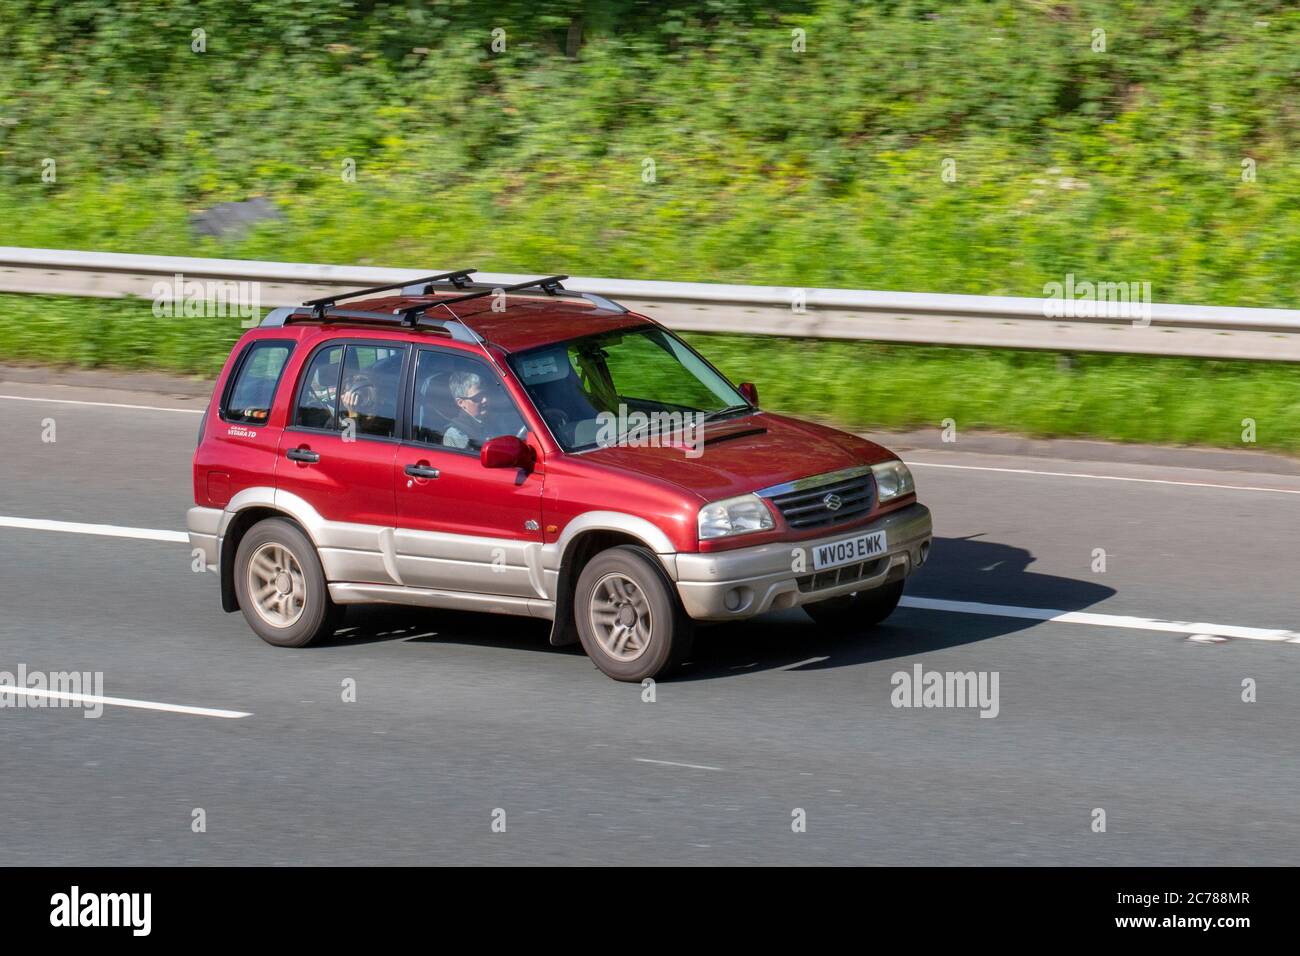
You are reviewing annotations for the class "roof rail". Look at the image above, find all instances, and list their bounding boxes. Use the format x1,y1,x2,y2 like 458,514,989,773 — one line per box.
259,306,482,343
301,269,477,318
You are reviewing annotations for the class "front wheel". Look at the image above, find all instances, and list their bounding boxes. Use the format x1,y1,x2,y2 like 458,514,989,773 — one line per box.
803,579,905,632
574,545,694,682
234,518,339,648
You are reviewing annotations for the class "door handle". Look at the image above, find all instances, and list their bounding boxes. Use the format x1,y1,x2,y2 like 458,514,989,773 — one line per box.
286,447,320,463
404,463,440,480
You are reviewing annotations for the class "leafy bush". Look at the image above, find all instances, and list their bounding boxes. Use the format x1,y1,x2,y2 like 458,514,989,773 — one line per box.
0,2,1296,451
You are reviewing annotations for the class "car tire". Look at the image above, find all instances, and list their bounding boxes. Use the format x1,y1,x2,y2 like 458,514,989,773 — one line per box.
574,545,694,682
234,517,339,648
803,579,905,632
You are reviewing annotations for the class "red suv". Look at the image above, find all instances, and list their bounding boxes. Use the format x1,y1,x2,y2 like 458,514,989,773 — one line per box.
189,270,932,681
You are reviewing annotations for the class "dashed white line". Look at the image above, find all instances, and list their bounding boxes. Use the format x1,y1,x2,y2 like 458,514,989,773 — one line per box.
900,596,1300,644
0,393,204,414
0,685,251,719
635,758,724,771
0,516,187,543
906,460,1300,496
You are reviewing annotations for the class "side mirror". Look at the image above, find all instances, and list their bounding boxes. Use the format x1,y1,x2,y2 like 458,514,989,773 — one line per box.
738,382,759,406
481,434,535,470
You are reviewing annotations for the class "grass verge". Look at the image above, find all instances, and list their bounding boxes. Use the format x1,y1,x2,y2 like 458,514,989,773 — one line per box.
2,294,1295,455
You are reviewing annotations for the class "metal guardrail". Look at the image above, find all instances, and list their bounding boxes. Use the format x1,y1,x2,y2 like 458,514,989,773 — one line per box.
2,246,1299,361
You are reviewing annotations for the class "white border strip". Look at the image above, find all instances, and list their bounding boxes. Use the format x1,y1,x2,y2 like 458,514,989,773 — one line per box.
0,685,251,719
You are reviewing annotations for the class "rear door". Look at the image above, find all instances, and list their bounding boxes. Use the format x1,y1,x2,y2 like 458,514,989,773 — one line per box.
393,346,545,597
276,340,408,584
199,337,295,508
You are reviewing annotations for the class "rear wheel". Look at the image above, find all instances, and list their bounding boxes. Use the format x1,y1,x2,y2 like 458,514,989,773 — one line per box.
803,580,905,632
234,518,338,648
574,545,694,682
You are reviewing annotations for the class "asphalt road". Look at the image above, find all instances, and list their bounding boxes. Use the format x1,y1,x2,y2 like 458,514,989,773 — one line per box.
1,380,1298,865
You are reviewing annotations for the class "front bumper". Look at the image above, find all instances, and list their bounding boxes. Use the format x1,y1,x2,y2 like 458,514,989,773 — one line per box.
673,502,932,621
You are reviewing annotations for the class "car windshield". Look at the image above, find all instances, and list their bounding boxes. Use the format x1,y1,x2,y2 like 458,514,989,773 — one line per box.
506,327,751,451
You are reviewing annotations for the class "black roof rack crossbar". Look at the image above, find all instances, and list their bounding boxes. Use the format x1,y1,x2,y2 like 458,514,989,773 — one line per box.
302,269,477,318
401,275,570,323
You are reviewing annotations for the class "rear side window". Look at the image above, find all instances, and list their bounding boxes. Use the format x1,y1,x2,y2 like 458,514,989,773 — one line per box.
223,340,293,424
293,343,405,439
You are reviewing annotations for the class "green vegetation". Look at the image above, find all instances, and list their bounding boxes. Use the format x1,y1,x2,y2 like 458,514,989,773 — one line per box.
3,293,1294,453
0,1,1297,451
699,334,1300,453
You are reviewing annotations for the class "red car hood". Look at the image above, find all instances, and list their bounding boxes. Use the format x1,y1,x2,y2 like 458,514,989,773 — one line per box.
578,411,897,502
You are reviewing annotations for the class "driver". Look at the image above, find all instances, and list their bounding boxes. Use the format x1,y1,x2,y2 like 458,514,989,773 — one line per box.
444,370,515,449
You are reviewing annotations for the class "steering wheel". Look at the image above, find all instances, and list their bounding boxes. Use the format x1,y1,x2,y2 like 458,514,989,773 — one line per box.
304,378,338,428
341,373,377,415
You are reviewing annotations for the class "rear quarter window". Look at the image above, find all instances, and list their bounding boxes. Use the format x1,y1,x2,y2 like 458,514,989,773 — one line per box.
222,340,293,424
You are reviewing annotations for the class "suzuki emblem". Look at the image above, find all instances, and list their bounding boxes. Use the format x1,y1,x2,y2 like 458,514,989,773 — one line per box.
823,493,843,511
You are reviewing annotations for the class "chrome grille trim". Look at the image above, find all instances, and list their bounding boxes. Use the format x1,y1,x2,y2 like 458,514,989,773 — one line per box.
755,464,873,499
758,466,876,530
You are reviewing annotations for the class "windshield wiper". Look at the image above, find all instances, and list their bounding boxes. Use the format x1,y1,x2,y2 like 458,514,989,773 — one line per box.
702,404,753,424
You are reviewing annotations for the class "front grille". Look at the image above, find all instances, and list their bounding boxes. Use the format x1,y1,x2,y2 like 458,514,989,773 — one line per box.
766,468,875,530
797,557,887,593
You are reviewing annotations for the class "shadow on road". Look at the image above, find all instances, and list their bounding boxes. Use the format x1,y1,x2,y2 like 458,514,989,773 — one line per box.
681,535,1116,680
324,605,563,653
314,536,1115,680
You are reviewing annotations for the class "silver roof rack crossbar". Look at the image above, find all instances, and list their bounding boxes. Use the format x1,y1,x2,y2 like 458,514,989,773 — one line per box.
259,306,481,343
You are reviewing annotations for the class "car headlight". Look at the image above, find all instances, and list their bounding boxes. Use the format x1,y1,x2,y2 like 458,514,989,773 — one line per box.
698,494,775,540
871,460,915,502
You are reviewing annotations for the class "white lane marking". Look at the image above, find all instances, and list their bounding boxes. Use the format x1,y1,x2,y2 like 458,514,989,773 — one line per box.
906,460,1300,496
900,596,1300,644
782,656,830,670
0,393,203,414
4,515,1297,648
0,516,188,543
635,758,724,771
0,685,251,719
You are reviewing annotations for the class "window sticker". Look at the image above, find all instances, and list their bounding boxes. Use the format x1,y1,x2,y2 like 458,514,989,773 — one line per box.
518,351,566,384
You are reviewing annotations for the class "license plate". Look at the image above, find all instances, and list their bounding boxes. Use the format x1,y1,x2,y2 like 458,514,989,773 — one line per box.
812,530,887,571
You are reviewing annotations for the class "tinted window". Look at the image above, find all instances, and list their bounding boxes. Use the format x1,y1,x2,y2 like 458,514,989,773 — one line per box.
224,341,292,424
295,345,343,430
341,345,404,438
293,344,404,439
409,349,525,453
507,327,745,451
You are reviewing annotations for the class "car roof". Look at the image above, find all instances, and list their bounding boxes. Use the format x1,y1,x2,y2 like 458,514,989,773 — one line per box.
321,292,654,354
